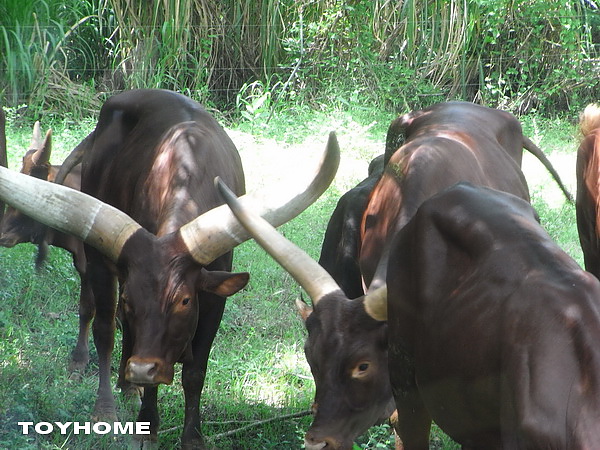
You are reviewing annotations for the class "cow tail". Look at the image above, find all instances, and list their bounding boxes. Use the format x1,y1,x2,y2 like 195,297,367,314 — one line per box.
35,240,49,271
522,136,573,203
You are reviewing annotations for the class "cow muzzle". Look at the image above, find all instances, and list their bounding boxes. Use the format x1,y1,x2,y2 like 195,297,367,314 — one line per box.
304,432,345,450
125,357,174,386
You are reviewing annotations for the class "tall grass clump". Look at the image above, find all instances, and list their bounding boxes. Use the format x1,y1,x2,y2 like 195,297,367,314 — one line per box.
1,0,599,119
107,0,288,108
0,0,109,118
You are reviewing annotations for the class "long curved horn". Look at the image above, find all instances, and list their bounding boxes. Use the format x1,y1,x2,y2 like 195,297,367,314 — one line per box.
215,176,341,305
180,132,341,265
0,165,141,262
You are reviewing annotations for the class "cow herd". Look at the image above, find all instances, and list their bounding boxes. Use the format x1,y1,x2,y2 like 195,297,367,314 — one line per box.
1,91,600,449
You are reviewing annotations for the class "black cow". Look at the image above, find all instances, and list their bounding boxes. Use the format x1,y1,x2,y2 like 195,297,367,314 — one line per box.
318,154,384,298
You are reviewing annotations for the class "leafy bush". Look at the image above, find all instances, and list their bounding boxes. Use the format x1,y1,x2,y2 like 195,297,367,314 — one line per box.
0,0,599,119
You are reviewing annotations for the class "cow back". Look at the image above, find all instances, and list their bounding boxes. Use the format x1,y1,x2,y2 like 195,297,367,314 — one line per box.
82,89,244,235
360,132,529,286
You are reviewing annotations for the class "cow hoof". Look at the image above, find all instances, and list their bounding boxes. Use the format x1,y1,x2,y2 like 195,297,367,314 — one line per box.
120,382,144,398
181,437,207,450
68,371,83,382
92,400,118,423
68,356,89,373
132,433,158,450
118,382,143,409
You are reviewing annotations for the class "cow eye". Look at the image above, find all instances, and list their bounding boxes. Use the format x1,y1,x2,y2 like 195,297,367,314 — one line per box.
352,361,371,379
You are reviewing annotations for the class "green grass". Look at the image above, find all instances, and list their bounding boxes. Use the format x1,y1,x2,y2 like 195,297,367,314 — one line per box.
0,105,581,449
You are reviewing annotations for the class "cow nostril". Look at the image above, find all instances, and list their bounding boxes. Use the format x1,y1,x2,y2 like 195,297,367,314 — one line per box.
126,360,160,384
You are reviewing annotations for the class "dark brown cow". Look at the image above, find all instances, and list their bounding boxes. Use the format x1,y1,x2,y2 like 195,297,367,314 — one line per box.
218,180,600,449
576,103,600,278
0,123,92,371
318,154,384,298
385,182,600,448
0,89,340,448
217,178,391,449
361,101,572,287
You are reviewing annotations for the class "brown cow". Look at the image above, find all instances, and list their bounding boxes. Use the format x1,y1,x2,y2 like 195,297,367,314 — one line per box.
361,101,572,288
0,89,340,448
219,102,571,448
0,123,92,371
218,180,600,449
576,103,600,278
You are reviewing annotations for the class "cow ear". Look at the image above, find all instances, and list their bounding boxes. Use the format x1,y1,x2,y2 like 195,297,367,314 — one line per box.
198,269,249,297
295,297,313,321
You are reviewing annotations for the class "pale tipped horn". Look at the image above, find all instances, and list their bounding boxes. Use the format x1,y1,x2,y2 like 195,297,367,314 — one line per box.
32,129,53,166
31,121,42,148
180,131,341,265
216,176,341,305
363,285,387,321
0,165,141,262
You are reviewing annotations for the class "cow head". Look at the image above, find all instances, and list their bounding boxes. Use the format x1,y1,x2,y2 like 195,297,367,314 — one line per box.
216,179,393,449
0,122,53,248
118,233,249,384
0,132,340,387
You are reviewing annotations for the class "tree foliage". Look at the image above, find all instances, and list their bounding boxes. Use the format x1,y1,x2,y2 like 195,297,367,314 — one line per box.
0,0,598,118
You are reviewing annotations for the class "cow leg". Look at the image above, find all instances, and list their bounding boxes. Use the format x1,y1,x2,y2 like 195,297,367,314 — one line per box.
69,271,94,372
134,385,160,445
116,304,142,400
391,385,431,450
180,293,226,449
88,257,119,421
389,346,431,449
